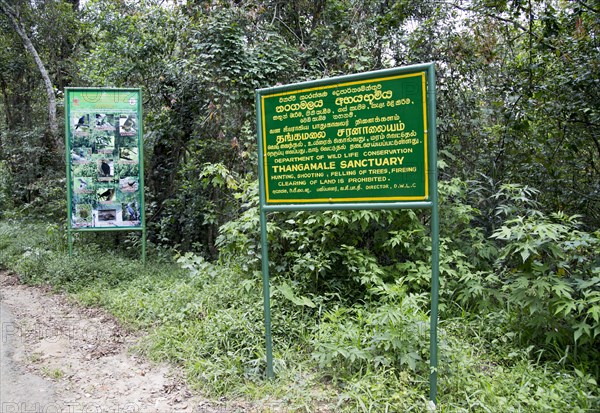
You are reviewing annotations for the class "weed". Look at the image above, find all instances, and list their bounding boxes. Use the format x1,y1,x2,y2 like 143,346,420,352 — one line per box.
41,367,64,380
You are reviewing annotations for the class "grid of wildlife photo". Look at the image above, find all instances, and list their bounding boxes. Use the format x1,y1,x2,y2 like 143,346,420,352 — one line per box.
69,112,141,228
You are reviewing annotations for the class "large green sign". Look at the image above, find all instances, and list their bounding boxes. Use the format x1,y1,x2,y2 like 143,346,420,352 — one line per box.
259,71,428,204
256,64,440,404
64,88,146,260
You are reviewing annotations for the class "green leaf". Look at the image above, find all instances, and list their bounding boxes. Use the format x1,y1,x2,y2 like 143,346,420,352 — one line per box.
277,282,316,308
573,322,591,343
551,282,573,299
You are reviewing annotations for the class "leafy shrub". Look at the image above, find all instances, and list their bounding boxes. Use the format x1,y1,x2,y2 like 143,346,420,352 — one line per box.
311,287,430,374
219,202,430,305
492,211,600,361
0,221,62,271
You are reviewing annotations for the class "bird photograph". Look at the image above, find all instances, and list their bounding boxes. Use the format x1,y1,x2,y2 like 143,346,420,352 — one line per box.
97,188,115,202
96,135,111,146
98,159,113,180
97,209,117,222
123,202,139,221
95,113,115,131
119,114,137,136
117,163,139,178
72,203,92,227
120,135,137,147
74,115,87,130
72,161,97,178
119,177,138,192
119,147,138,163
95,134,115,154
74,177,93,194
72,133,95,148
120,149,132,161
71,148,86,163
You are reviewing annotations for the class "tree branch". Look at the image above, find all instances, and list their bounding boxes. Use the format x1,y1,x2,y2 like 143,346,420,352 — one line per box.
434,1,558,51
574,0,600,14
0,0,59,147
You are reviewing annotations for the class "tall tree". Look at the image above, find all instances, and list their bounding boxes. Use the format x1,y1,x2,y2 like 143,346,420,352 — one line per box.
0,0,59,147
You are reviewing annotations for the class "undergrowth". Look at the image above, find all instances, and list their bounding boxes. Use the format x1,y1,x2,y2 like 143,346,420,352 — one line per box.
0,219,598,412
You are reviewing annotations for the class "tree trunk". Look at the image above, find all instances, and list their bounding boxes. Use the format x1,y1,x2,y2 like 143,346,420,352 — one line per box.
0,0,60,149
0,74,14,130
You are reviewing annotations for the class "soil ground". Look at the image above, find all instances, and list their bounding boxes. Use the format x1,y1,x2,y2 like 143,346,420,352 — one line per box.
0,271,245,413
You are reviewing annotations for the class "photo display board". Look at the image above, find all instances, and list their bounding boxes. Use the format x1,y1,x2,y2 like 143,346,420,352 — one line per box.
258,69,429,204
65,88,144,230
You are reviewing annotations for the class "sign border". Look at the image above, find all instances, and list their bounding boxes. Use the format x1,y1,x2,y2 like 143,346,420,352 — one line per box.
259,71,429,204
257,64,433,207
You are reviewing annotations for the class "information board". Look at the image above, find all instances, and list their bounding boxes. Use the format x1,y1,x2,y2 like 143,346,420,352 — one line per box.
256,64,440,403
65,88,144,230
258,71,428,204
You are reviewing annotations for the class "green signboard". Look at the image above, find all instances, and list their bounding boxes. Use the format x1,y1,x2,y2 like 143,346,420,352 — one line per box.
65,88,146,259
258,71,428,204
256,64,440,403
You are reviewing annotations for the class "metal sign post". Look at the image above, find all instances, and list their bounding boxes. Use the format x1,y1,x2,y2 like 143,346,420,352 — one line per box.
256,63,439,402
65,88,146,262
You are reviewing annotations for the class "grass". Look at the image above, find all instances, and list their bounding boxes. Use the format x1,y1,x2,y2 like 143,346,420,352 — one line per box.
29,352,44,363
0,220,598,412
42,367,65,380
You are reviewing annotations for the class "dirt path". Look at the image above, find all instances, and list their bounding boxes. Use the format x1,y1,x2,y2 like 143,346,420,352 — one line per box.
0,271,227,413
1,301,58,410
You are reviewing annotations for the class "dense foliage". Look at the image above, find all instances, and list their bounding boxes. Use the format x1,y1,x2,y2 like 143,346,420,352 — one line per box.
1,0,599,411
1,220,598,411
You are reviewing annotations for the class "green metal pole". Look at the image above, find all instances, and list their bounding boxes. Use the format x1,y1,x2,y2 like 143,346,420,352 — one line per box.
259,207,274,378
430,189,440,403
67,229,73,256
137,88,147,265
427,64,440,404
142,228,147,264
65,90,73,257
256,89,274,379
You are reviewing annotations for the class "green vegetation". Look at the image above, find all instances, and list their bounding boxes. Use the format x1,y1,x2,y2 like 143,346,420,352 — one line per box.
1,0,599,411
1,180,598,411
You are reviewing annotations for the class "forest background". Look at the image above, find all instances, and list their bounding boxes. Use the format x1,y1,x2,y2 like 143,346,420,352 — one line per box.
0,0,599,411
